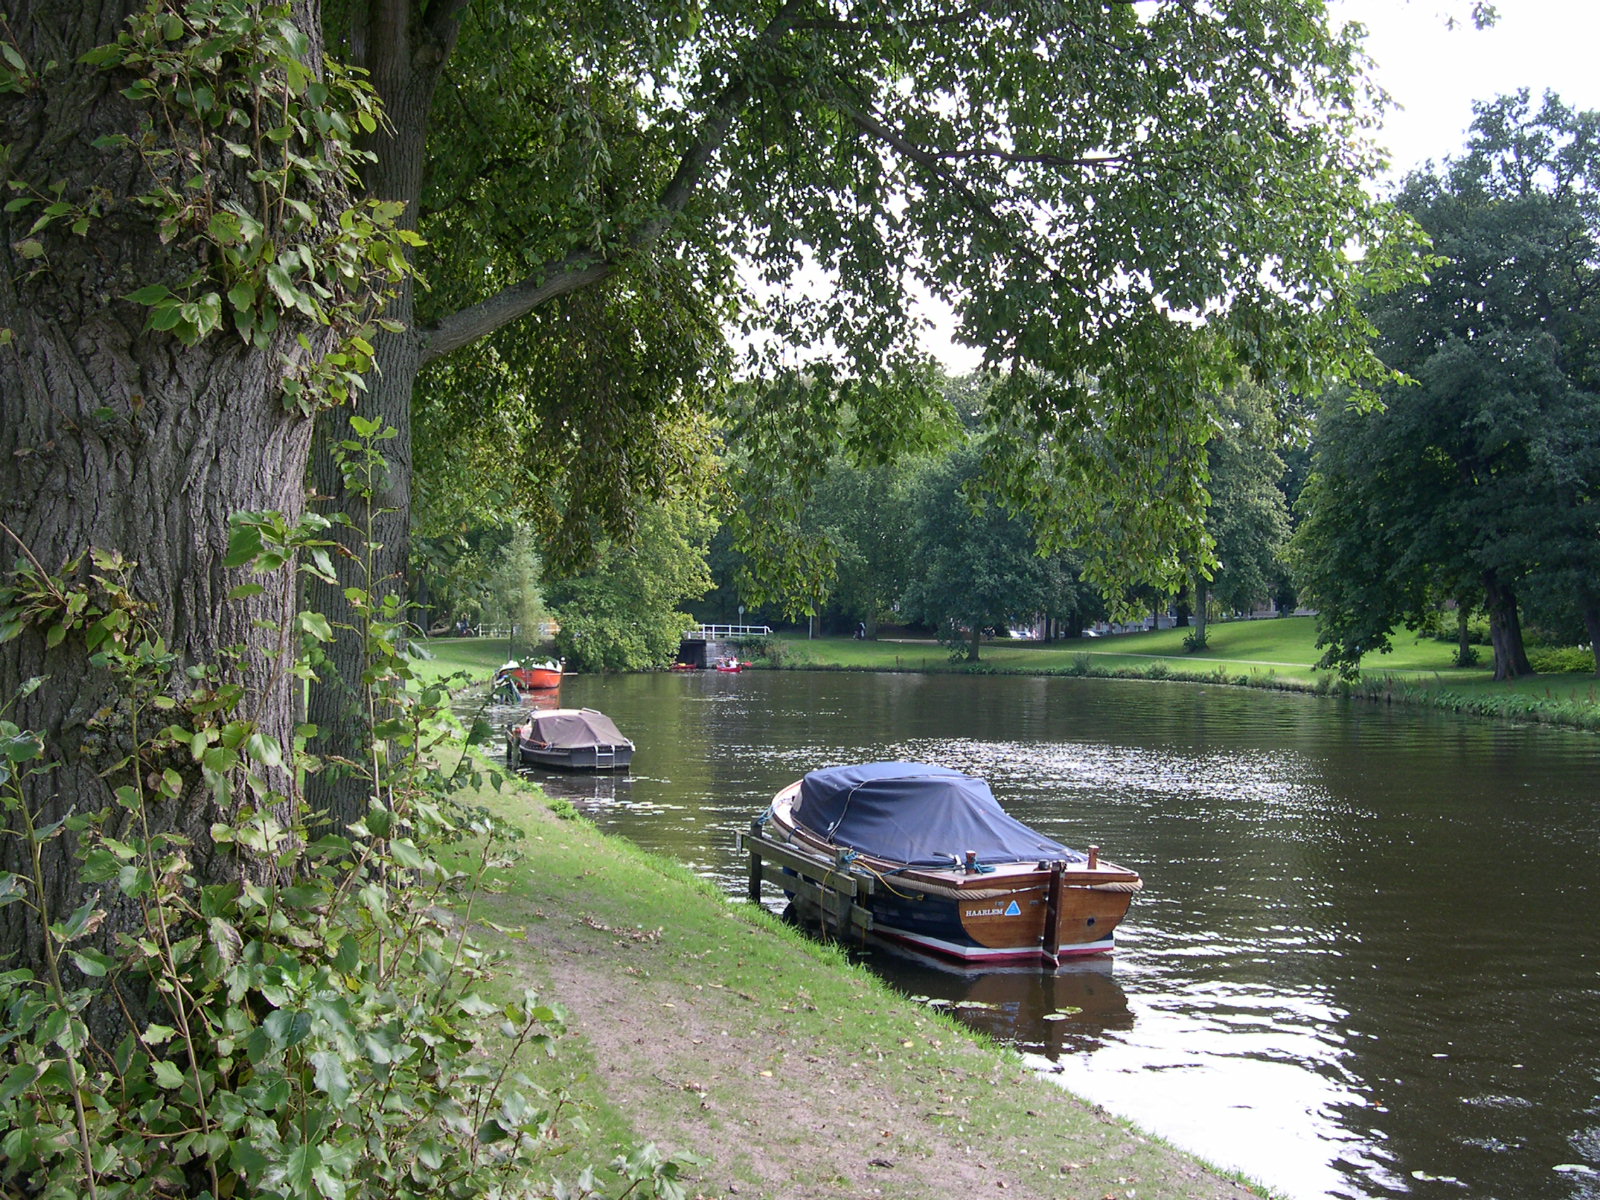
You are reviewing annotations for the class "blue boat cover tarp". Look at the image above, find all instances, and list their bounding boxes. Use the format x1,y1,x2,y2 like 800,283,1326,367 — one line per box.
793,762,1084,868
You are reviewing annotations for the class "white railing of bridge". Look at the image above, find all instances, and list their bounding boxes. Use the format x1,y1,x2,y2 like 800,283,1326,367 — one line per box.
684,624,772,640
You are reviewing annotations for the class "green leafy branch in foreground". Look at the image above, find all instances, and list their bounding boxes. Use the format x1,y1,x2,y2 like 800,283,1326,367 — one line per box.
0,424,698,1199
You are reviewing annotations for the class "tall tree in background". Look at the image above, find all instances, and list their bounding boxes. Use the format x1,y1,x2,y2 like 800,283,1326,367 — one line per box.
900,444,1059,662
547,498,716,672
1186,384,1293,647
1292,92,1600,678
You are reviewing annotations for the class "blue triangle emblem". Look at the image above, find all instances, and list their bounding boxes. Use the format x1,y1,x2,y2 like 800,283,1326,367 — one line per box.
1004,900,1021,916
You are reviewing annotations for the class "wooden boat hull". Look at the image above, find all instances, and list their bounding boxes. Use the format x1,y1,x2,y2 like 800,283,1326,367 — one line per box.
757,777,1140,966
856,878,1131,963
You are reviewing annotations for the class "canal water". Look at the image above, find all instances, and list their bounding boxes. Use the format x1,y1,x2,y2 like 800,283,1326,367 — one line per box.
477,668,1600,1200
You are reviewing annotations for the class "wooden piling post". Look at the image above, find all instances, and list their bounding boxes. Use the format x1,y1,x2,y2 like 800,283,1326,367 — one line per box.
1042,860,1065,962
747,819,764,903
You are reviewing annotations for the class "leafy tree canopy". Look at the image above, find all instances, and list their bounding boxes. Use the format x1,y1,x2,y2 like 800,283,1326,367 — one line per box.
1292,91,1600,678
384,0,1422,602
546,496,716,672
900,441,1065,661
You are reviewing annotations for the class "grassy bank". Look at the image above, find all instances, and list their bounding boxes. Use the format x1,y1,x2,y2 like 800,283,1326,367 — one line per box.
759,617,1600,732
452,768,1272,1200
412,617,1600,731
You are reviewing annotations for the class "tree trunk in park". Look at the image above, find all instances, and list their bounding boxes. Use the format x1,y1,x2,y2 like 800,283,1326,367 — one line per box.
303,6,456,832
0,4,328,1008
1482,570,1534,681
1581,603,1600,677
1191,574,1210,648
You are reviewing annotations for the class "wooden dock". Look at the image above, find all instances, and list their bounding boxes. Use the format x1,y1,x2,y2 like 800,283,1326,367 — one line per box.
738,820,875,942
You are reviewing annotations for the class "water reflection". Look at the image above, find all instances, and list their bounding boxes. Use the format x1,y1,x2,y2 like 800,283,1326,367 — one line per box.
465,669,1600,1200
876,947,1135,1057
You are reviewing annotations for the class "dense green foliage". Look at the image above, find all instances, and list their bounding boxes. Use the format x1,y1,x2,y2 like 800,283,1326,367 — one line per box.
384,0,1424,608
0,428,694,1198
899,443,1087,661
1292,92,1600,679
1191,385,1293,627
548,500,716,672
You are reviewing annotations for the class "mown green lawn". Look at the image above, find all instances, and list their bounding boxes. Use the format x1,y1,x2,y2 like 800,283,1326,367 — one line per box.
414,619,1600,721
770,616,1600,710
771,615,1433,681
411,635,512,684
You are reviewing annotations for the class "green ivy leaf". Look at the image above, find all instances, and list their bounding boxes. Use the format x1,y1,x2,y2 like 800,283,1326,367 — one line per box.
125,283,174,306
297,611,333,642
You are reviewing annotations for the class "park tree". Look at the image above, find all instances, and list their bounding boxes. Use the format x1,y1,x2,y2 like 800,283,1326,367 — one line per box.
900,443,1059,662
2,1,1419,975
765,459,927,636
546,497,716,672
0,3,411,988
1186,384,1293,647
1292,92,1600,679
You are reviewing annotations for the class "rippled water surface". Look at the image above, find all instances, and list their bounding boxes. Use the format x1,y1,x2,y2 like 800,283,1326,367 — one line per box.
477,668,1600,1200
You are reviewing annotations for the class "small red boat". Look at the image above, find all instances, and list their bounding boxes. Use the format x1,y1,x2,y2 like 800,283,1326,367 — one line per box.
714,657,744,673
495,659,563,692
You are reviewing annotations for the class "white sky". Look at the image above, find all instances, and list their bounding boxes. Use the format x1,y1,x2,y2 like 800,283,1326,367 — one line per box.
1337,0,1600,180
922,2,1600,371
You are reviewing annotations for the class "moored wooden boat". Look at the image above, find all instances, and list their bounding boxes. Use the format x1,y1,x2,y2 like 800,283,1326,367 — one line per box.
505,707,634,772
746,762,1140,966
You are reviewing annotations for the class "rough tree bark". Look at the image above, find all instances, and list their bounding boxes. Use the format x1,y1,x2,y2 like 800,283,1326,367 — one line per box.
1482,569,1534,681
301,1,461,833
0,2,333,1003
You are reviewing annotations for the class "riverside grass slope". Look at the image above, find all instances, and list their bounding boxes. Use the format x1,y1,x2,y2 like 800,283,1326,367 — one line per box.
456,768,1272,1200
757,618,1600,731
421,614,1600,731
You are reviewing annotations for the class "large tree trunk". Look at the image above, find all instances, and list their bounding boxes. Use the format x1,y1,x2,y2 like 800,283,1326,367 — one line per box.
1482,570,1534,681
304,3,456,831
1581,601,1600,678
1191,575,1210,647
0,2,328,1015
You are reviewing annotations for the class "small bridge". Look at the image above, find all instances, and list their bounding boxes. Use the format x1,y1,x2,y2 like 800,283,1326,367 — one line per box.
682,624,773,641
678,624,772,667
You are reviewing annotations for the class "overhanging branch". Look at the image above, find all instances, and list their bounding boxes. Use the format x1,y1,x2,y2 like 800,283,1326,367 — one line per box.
418,0,808,367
